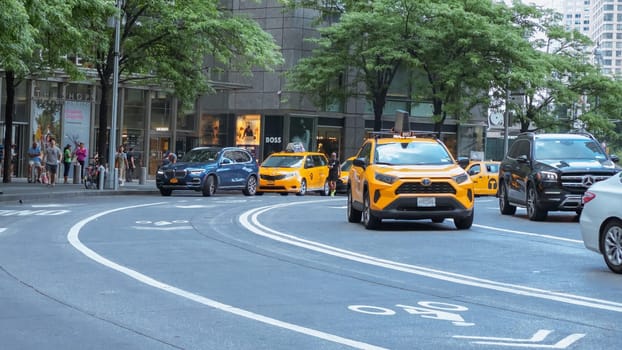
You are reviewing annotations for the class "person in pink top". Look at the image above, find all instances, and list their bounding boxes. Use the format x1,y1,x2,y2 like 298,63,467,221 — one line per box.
75,142,88,178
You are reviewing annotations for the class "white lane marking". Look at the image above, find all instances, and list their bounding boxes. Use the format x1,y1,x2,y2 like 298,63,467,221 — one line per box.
67,202,385,350
0,228,6,233
239,200,622,313
473,224,582,244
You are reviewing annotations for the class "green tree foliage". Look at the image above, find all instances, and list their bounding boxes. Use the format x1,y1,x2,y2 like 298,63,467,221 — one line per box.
84,0,283,161
0,0,108,182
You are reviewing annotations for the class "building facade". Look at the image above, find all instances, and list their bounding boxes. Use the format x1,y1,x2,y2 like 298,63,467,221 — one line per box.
1,1,487,179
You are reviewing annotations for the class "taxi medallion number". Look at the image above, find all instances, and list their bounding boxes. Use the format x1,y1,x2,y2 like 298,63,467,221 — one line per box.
417,197,436,207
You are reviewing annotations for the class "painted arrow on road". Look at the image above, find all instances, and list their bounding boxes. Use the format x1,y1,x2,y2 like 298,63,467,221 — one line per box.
453,329,585,348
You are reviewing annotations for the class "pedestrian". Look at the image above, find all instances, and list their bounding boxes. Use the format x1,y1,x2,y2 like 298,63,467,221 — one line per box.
62,144,72,184
74,142,88,179
10,144,17,178
115,145,128,186
168,151,177,164
27,141,42,183
42,138,61,187
328,152,340,197
161,150,171,166
126,147,136,182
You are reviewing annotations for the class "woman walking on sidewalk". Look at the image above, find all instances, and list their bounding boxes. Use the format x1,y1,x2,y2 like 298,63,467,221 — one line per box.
62,144,72,184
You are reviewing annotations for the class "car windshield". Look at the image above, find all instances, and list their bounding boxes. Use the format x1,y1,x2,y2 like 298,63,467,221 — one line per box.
261,155,304,168
180,149,219,163
375,142,454,165
534,139,607,160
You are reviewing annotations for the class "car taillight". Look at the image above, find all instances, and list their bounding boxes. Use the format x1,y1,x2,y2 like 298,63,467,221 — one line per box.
582,191,596,205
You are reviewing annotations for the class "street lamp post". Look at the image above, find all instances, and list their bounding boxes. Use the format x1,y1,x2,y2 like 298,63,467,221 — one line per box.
108,0,122,190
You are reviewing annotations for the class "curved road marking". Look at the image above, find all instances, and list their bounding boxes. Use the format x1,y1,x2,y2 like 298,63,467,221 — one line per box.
67,202,386,350
239,199,622,313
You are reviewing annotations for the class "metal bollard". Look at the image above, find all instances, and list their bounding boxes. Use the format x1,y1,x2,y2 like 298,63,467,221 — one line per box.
98,165,106,190
73,164,81,184
139,167,147,184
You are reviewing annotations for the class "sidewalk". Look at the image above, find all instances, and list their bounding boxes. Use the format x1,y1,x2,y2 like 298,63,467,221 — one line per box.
0,176,159,203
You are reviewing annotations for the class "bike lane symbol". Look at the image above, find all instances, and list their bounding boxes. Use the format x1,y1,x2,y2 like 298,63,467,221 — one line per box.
348,301,475,327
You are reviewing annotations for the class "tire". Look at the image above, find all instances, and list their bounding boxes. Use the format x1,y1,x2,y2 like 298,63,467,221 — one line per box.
362,191,381,229
347,188,362,223
454,210,474,230
526,184,547,221
242,175,257,196
202,175,216,197
160,188,172,196
499,182,516,215
601,219,622,274
320,180,329,196
296,179,307,196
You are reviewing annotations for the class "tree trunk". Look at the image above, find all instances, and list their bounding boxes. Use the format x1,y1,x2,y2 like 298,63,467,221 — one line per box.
432,98,444,138
2,71,16,183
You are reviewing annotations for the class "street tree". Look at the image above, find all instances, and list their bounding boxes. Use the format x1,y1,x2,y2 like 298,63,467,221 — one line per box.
0,0,111,183
85,0,283,162
287,0,537,134
286,5,413,131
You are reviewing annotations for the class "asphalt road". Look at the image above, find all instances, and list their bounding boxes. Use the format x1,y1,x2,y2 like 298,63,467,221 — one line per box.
0,193,620,349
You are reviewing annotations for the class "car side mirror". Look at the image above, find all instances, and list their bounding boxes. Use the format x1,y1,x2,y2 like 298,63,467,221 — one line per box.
352,158,366,169
457,157,470,169
221,158,232,165
611,154,619,163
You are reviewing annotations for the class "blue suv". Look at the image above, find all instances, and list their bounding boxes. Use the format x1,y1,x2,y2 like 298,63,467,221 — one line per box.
156,147,259,197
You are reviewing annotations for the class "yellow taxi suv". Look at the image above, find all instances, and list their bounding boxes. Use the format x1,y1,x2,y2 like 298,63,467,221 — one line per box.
347,134,474,230
465,161,500,196
258,151,330,196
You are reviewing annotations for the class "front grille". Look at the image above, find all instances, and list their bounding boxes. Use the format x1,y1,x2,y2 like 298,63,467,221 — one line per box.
396,181,456,194
165,169,187,178
560,174,611,190
261,174,287,181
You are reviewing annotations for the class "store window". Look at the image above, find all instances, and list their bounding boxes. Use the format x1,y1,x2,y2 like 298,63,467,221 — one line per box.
199,114,228,146
289,116,314,152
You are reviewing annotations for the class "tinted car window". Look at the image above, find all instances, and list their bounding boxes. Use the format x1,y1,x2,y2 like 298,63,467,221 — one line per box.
486,163,499,173
313,155,327,166
468,164,481,176
507,140,530,159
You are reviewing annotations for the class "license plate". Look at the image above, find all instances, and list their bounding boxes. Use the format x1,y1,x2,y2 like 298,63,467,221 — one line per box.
417,197,436,207
170,178,178,184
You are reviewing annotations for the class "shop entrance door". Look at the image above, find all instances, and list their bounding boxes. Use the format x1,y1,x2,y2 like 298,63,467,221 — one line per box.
149,136,170,176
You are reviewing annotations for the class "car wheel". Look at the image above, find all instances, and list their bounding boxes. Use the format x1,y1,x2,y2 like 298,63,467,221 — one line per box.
526,184,547,221
296,179,307,196
499,182,516,215
320,180,329,196
242,175,257,196
347,188,362,223
362,190,381,229
202,175,216,197
160,188,172,196
601,219,622,274
454,210,474,230
431,218,444,223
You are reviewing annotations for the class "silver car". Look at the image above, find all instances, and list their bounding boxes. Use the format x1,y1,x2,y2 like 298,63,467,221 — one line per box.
580,172,622,273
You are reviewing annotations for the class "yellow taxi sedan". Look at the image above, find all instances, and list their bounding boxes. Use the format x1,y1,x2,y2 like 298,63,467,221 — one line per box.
465,161,500,196
336,156,355,193
258,151,330,196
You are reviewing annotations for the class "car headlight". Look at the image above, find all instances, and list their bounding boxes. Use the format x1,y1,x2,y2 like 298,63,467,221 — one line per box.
283,172,297,179
375,172,397,184
189,169,204,175
157,169,164,175
537,171,557,181
452,172,469,184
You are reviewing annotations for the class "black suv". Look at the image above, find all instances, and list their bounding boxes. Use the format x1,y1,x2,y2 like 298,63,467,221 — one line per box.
498,132,620,221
